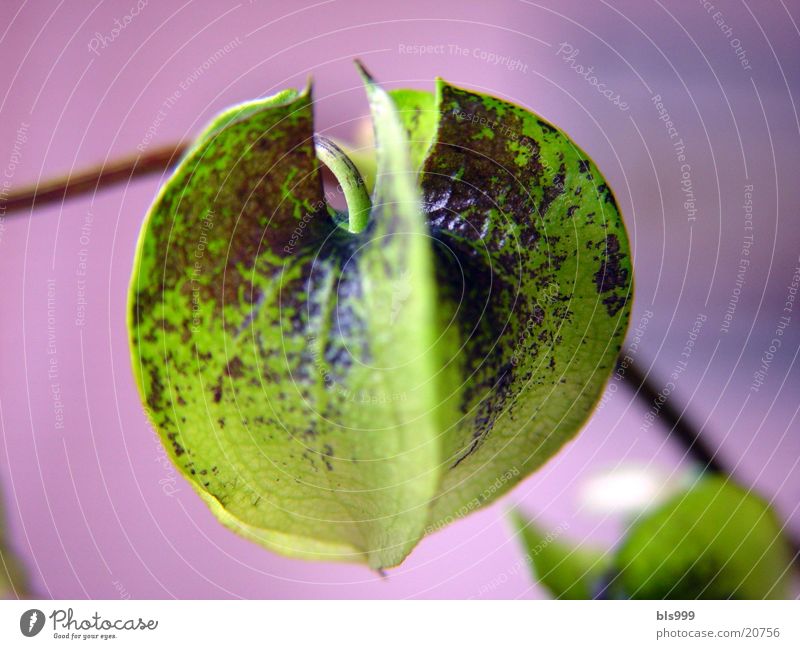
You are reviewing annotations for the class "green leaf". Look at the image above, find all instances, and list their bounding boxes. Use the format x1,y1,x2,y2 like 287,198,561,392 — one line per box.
129,64,632,567
415,80,632,526
512,511,608,599
610,476,793,599
1,486,27,598
130,73,458,569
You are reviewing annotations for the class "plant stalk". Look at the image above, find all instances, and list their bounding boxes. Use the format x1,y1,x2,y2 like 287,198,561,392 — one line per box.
1,142,188,215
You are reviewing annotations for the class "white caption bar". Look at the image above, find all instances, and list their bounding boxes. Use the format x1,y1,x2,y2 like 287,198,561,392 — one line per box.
0,600,798,648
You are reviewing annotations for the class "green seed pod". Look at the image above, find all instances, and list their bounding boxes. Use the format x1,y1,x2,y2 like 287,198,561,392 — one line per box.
128,64,632,569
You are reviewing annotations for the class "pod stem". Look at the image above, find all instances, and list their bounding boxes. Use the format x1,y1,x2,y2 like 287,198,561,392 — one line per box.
313,134,371,234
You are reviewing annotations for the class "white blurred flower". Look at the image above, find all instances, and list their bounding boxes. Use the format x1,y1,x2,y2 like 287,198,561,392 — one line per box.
580,465,691,516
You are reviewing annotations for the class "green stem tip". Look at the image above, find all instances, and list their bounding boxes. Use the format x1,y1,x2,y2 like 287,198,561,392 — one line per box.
313,134,371,234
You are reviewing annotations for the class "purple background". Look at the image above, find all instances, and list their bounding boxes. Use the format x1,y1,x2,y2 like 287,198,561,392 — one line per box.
1,0,798,598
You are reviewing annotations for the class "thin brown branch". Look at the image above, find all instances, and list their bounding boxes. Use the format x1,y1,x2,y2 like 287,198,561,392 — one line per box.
618,359,725,474
1,142,188,215
618,357,800,563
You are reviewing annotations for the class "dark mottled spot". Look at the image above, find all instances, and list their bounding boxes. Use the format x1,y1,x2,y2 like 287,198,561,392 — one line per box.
167,432,185,457
597,183,615,204
603,294,628,317
594,234,628,294
452,361,514,468
540,171,566,216
537,119,557,133
322,443,334,471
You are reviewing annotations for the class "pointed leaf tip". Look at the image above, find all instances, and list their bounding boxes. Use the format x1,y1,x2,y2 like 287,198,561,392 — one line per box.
353,59,374,84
